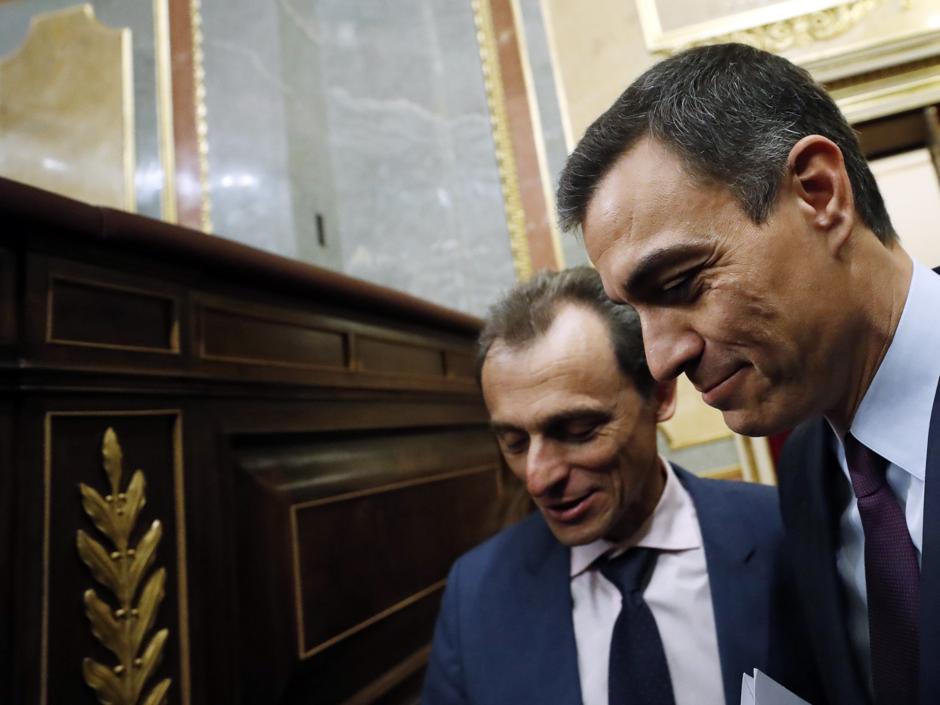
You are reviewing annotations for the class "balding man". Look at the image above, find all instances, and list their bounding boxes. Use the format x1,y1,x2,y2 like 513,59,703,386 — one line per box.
422,267,813,705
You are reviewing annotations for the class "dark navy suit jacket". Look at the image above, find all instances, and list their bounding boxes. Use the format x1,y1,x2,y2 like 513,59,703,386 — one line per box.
423,466,816,705
778,376,940,705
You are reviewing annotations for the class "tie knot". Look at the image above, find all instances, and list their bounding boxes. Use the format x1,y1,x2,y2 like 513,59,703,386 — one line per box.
844,433,888,498
599,547,658,597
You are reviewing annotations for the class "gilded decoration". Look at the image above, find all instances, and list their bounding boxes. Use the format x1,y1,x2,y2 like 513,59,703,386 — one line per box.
154,0,178,224
190,0,213,233
0,4,135,211
635,0,889,54
473,0,534,281
634,0,940,124
76,427,172,705
688,0,883,53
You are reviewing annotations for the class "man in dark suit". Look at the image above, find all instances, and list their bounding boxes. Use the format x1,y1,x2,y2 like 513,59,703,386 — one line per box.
423,267,812,705
556,42,936,705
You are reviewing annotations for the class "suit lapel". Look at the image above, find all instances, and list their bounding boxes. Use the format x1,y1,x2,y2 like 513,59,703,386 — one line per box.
509,520,582,704
781,421,870,704
678,468,763,705
919,377,940,703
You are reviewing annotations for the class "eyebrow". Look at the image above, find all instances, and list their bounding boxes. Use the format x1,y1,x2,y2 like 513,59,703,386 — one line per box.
624,242,712,297
490,407,613,436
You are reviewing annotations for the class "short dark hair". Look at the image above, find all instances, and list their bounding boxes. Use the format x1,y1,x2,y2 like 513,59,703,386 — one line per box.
556,42,895,243
477,266,654,395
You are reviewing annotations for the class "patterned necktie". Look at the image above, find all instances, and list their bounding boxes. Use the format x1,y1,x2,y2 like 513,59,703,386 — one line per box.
844,433,920,705
600,547,676,705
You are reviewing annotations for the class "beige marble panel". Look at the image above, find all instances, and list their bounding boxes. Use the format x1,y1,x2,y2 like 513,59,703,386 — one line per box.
659,375,734,449
542,0,655,147
654,0,793,33
0,4,134,210
871,148,940,268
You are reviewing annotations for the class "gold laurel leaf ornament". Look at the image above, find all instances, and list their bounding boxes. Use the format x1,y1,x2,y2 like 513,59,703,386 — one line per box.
76,427,172,705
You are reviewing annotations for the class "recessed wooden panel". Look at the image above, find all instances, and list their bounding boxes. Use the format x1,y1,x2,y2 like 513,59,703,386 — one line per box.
294,468,497,656
48,277,178,352
232,425,500,702
0,248,14,344
200,306,347,369
357,337,444,377
284,598,440,705
0,402,12,705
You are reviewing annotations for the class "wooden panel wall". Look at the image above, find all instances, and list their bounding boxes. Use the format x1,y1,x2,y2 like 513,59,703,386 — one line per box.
0,177,498,705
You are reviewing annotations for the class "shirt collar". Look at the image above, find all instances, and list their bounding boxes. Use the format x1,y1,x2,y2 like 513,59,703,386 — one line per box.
570,459,702,578
848,261,940,480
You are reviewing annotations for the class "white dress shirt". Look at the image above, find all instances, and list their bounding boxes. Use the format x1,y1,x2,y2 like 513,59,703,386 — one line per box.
832,260,940,689
570,459,725,705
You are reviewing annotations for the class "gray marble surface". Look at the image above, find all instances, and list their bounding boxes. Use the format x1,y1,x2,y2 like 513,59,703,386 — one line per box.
201,1,307,261
201,0,515,315
314,0,515,315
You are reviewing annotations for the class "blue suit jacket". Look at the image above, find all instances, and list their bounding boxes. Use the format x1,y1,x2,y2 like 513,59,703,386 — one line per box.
423,467,815,705
777,375,940,705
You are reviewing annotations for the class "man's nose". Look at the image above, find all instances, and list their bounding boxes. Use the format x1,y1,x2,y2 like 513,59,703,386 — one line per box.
524,437,567,497
639,308,704,382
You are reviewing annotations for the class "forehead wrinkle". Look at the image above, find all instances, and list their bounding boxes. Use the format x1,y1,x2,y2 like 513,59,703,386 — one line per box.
494,403,615,436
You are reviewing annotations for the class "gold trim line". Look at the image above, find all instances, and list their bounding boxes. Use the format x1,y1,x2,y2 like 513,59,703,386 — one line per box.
300,581,446,660
189,0,213,233
473,0,534,281
154,0,179,223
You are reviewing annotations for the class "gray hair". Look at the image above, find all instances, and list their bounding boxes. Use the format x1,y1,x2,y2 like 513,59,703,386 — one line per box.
556,42,895,243
477,266,654,395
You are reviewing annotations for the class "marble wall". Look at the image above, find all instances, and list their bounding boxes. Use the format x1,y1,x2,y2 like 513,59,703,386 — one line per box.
201,1,329,265
316,0,516,315
200,0,516,316
516,0,587,269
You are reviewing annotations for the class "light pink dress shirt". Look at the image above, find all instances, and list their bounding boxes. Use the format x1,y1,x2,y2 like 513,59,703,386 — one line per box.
569,460,725,705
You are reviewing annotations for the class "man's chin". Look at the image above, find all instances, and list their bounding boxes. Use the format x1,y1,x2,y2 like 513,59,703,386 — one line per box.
720,404,794,437
545,520,603,547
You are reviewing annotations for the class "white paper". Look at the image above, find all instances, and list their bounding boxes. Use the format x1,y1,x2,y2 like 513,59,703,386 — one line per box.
740,669,811,705
741,672,755,705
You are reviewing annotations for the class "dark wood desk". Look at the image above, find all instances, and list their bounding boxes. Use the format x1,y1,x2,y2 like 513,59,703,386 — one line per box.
0,178,502,705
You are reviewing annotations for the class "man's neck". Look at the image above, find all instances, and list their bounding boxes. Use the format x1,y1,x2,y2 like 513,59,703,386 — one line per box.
825,239,913,437
604,458,667,545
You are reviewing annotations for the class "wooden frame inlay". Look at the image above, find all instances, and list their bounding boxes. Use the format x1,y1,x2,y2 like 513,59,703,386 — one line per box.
290,463,498,660
46,274,181,354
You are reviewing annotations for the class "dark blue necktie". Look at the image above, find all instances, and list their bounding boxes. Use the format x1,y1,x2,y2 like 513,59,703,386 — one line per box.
844,434,920,705
600,547,675,705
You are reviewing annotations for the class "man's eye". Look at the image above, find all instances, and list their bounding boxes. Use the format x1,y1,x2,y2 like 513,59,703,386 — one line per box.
562,424,599,443
498,434,528,454
660,274,696,302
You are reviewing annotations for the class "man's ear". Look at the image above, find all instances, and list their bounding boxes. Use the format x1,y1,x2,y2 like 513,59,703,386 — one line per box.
786,135,855,255
653,378,677,423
